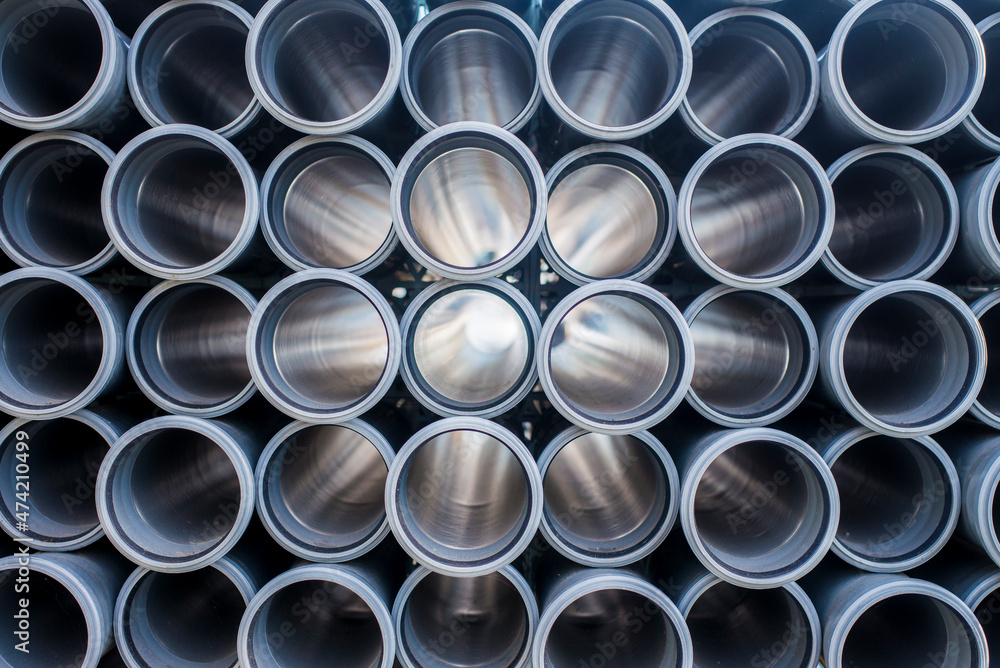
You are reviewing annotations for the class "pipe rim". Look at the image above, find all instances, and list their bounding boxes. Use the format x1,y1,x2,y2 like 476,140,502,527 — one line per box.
401,1,541,133
259,134,398,274
681,8,819,144
391,121,546,280
536,279,695,434
247,268,402,423
255,419,395,562
128,0,261,138
962,13,1000,152
384,417,543,577
399,278,540,418
95,415,256,573
540,143,676,285
101,123,260,280
536,0,693,140
536,427,679,567
126,276,257,418
970,290,1000,429
246,0,403,135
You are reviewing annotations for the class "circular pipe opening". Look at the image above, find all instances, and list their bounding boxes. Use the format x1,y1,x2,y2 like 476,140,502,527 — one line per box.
539,429,676,566
258,421,391,561
825,147,956,287
972,586,1000,666
971,292,1000,428
679,135,833,287
682,9,818,142
965,15,1000,148
401,279,538,418
542,144,675,284
0,133,115,273
393,122,545,280
686,287,816,426
0,568,89,667
538,0,691,139
247,0,401,134
402,2,539,132
129,1,258,135
261,136,395,274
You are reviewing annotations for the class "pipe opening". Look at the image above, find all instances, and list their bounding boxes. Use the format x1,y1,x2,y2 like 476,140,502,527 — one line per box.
399,430,530,567
543,433,668,560
973,589,1000,665
693,440,830,579
132,283,252,410
267,143,393,270
828,153,950,283
544,589,678,668
841,594,979,668
548,292,685,422
688,145,823,279
0,571,87,667
406,7,535,129
0,278,104,409
686,14,813,139
831,435,953,566
0,418,107,544
107,428,242,560
0,138,110,268
977,303,1000,419
251,579,384,667
839,2,979,132
255,0,392,124
544,0,685,130
0,1,103,118
688,290,810,420
264,424,388,555
124,567,246,667
110,137,248,270
842,293,977,429
132,4,255,131
972,22,1000,138
686,582,813,668
409,286,531,411
400,571,530,668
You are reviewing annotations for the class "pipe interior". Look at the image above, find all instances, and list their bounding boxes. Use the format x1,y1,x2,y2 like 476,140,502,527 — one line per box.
407,142,533,269
687,16,812,138
545,0,683,128
0,1,103,118
0,139,109,267
270,145,392,269
841,594,978,668
265,424,388,553
400,430,529,564
549,292,683,422
257,0,392,123
543,432,668,558
0,570,88,668
686,582,813,668
545,588,677,668
134,4,255,131
976,303,1000,419
134,283,252,409
840,3,978,131
829,154,949,282
547,157,664,279
400,571,530,668
832,435,952,564
262,283,390,411
689,146,823,279
693,440,828,578
111,137,248,270
110,428,242,559
0,418,107,542
125,567,246,668
973,23,1000,138
410,287,530,409
688,291,808,419
408,10,535,127
842,292,975,429
0,278,104,408
252,578,384,667
974,588,1000,667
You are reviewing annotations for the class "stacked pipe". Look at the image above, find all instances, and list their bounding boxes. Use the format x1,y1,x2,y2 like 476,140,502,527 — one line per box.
3,0,1000,666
